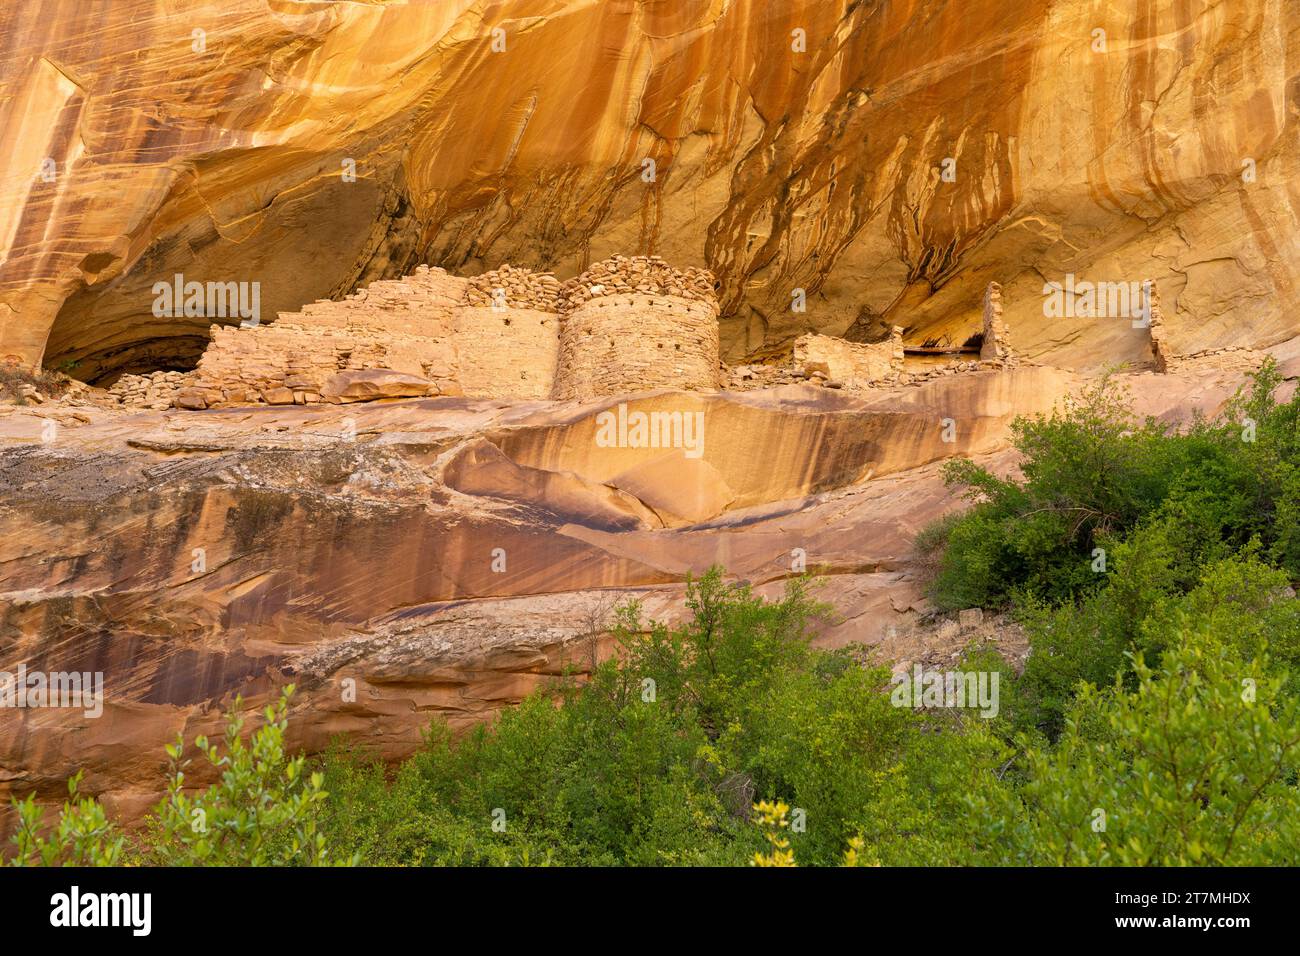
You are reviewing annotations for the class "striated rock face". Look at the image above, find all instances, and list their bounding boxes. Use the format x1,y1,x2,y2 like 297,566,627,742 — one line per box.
0,354,1286,827
2,1,1298,380
2,0,1299,840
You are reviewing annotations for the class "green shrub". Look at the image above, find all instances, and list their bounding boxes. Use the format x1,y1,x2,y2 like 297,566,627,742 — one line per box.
320,570,1013,867
10,688,353,866
9,773,125,867
925,362,1297,611
977,620,1300,864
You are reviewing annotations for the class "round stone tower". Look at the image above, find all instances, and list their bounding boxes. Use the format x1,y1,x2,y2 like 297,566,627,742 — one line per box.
553,256,720,401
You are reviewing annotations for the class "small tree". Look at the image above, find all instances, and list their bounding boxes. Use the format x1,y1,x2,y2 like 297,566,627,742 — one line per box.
143,687,347,866
8,772,125,867
979,619,1300,865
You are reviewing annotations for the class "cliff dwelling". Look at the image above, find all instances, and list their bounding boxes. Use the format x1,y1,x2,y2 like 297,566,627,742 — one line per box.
2,0,1298,880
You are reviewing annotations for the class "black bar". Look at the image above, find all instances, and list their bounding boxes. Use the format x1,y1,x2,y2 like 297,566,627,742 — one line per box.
0,866,1281,943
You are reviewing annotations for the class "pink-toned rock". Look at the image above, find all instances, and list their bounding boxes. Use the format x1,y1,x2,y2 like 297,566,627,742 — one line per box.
174,389,207,410
321,368,436,403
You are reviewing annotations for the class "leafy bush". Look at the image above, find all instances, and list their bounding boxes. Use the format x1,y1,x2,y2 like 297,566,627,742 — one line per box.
925,362,1298,611
140,689,345,866
319,570,1019,867
12,555,1299,866
976,620,1300,864
9,773,125,867
9,687,352,866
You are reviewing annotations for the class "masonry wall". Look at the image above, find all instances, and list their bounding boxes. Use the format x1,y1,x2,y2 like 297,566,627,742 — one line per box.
792,330,903,384
554,294,720,401
551,255,720,401
455,305,559,400
191,324,342,405
188,266,467,406
176,257,722,408
191,263,567,407
1144,279,1172,372
107,370,190,409
979,281,1014,365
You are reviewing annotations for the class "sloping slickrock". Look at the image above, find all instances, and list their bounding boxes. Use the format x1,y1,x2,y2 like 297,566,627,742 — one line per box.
0,355,1281,831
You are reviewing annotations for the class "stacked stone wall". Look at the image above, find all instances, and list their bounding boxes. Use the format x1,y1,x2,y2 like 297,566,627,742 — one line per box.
454,265,563,399
187,266,467,406
553,257,720,401
559,255,715,311
170,257,724,408
979,282,1014,365
455,305,559,400
792,329,903,385
466,264,563,311
1144,280,1171,373
107,371,191,409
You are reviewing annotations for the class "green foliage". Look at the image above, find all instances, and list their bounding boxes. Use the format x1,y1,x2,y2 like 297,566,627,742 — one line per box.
1012,519,1186,736
319,570,1022,867
323,571,828,866
10,687,352,866
978,624,1300,864
924,362,1299,610
320,745,544,866
8,773,125,867
141,687,346,866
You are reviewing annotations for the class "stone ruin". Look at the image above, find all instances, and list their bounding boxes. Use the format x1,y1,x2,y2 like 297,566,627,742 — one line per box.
979,281,1014,365
730,282,1016,393
464,263,563,310
152,257,721,409
791,327,905,386
1143,280,1171,373
107,370,192,409
178,266,468,408
1137,279,1259,372
553,256,720,401
111,264,1038,411
455,264,562,399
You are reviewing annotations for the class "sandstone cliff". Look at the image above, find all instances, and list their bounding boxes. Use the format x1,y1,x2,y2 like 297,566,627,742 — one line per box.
2,1,1297,381
1,353,1289,825
3,0,1300,838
